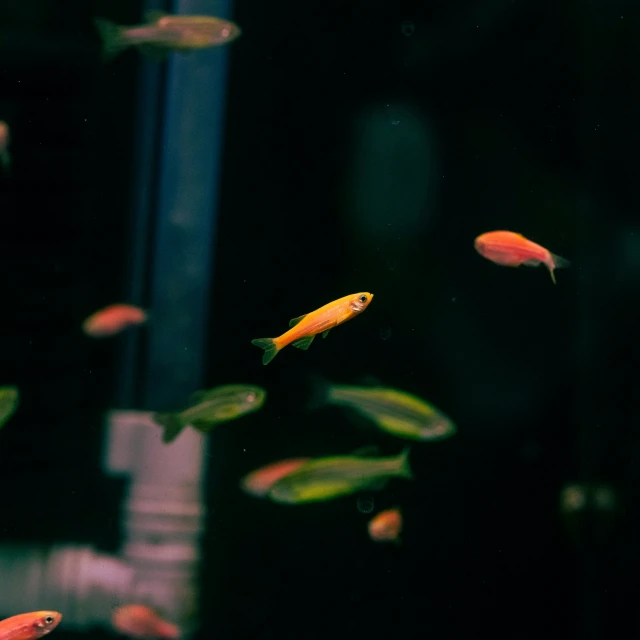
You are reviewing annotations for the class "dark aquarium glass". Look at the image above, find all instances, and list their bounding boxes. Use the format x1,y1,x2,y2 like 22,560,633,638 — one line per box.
0,1,637,640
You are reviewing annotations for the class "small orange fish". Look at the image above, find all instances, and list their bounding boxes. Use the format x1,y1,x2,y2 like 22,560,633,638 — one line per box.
0,121,11,172
251,292,373,365
82,304,148,338
0,612,62,640
474,231,570,284
95,12,242,62
240,458,311,497
368,508,403,544
112,605,179,639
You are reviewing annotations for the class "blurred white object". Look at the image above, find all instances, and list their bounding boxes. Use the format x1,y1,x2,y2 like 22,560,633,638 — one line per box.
107,411,207,628
0,411,208,634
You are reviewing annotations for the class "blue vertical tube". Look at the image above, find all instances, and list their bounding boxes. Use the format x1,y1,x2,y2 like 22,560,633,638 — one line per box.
143,0,233,410
118,0,234,410
115,0,168,409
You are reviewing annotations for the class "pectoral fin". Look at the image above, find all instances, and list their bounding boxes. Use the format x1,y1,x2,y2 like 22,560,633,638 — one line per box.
292,335,315,350
364,477,389,491
139,43,170,61
322,330,330,338
355,375,384,387
153,412,185,444
189,390,207,404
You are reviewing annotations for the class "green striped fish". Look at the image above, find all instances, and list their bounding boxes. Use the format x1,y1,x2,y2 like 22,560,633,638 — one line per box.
0,386,18,431
267,448,413,505
154,384,266,444
311,376,456,441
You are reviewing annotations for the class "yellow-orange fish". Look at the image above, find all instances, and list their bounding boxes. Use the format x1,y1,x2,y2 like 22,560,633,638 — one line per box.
82,304,148,338
251,292,373,365
474,230,570,284
240,457,311,497
0,612,62,640
112,605,179,639
368,508,403,544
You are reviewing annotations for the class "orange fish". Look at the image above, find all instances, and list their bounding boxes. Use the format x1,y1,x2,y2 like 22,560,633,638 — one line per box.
0,121,11,172
112,605,179,639
240,457,311,497
251,292,373,365
368,508,403,544
0,612,62,640
474,231,570,284
82,304,148,338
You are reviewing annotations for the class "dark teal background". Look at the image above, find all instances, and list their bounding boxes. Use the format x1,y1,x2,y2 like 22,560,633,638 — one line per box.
0,1,637,639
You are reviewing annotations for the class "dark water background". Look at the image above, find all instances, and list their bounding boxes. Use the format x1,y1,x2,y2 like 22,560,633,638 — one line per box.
0,0,638,638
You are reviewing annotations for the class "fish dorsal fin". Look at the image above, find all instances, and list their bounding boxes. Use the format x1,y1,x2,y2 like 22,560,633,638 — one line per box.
145,10,169,23
289,314,307,327
292,335,314,350
355,375,384,387
188,390,208,404
352,445,380,457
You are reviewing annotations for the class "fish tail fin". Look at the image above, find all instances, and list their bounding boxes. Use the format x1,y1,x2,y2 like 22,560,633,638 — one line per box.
548,252,570,284
153,412,185,444
251,338,280,365
396,447,413,480
94,18,129,61
305,372,332,412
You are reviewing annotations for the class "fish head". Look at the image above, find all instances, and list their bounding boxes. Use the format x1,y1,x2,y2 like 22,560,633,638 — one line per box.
241,458,310,497
240,385,267,411
0,121,8,146
33,612,62,636
219,21,242,42
474,234,488,252
213,384,267,419
349,292,373,313
418,417,456,440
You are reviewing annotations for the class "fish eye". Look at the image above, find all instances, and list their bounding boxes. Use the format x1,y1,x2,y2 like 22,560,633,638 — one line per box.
247,392,256,402
359,295,367,303
45,617,54,625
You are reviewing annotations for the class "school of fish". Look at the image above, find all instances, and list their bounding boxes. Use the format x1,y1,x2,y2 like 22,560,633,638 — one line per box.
0,6,574,634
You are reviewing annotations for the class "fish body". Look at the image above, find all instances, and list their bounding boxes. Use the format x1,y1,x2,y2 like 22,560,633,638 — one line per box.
241,457,311,497
474,230,570,284
112,605,179,639
368,508,403,544
251,292,373,365
267,448,412,504
316,379,455,441
95,11,241,61
154,384,267,444
0,121,11,173
0,386,19,430
82,304,147,337
0,612,62,640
